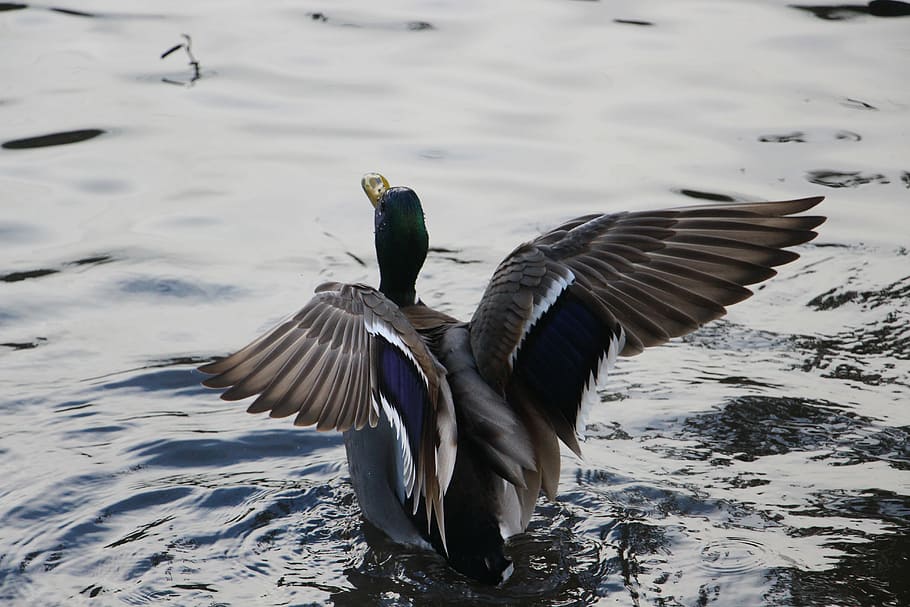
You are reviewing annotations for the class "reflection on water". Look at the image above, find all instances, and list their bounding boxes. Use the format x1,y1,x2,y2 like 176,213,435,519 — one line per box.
791,1,910,20
807,170,891,188
2,0,909,605
2,129,105,150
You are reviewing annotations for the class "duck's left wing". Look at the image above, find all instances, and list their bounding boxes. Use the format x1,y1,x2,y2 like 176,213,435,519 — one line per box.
198,281,457,546
470,197,825,457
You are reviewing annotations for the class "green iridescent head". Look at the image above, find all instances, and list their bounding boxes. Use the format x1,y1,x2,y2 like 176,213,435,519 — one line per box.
361,173,429,307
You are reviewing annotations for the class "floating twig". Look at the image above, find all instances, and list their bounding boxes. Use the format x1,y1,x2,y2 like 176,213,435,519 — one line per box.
161,34,201,86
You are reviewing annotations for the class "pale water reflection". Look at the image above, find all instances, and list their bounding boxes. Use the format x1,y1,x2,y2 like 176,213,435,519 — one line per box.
1,0,908,605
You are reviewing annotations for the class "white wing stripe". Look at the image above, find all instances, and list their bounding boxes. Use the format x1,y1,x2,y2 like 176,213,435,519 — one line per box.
379,393,417,499
575,327,626,441
508,269,576,367
365,316,430,388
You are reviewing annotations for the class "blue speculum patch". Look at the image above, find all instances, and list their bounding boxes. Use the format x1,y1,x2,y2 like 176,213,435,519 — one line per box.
513,290,614,428
375,336,428,463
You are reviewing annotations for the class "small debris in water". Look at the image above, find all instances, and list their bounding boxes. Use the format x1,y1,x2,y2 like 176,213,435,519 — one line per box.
161,34,202,86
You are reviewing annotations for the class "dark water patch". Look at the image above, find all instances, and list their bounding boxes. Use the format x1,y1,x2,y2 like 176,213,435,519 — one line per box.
437,255,481,265
80,584,104,598
68,254,115,267
808,288,860,311
799,273,910,374
117,276,241,300
173,582,218,592
104,487,194,518
102,368,208,394
678,396,866,461
715,375,780,388
85,357,213,385
801,488,910,524
345,251,365,266
303,11,437,32
128,549,173,578
49,6,95,17
792,1,910,19
194,486,260,511
681,320,788,352
841,97,879,110
824,362,887,386
0,3,164,19
837,426,910,469
41,544,65,571
807,169,889,188
583,421,632,440
239,482,365,596
808,275,910,311
573,470,728,524
5,474,111,524
836,129,862,141
770,489,910,606
796,316,910,364
428,246,482,265
724,474,771,489
759,131,806,143
757,129,862,143
129,430,342,468
2,128,105,150
106,515,176,548
1,337,47,350
598,520,674,601
870,0,910,14
1,268,58,282
814,242,853,249
1,254,115,284
675,188,739,202
777,534,909,606
614,18,654,26
144,471,314,495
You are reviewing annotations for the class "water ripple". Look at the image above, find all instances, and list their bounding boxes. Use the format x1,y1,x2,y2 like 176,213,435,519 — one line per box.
699,537,768,574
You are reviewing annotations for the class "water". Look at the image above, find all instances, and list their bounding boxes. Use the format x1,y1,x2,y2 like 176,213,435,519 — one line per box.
1,1,908,605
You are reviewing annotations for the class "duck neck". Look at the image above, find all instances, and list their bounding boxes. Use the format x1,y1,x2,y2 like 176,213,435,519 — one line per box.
376,240,425,308
372,186,429,308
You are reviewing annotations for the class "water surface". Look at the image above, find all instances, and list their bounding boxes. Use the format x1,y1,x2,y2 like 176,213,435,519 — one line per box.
1,1,908,605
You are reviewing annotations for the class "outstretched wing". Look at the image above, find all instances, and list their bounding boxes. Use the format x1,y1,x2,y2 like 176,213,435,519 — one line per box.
198,281,457,546
470,196,825,457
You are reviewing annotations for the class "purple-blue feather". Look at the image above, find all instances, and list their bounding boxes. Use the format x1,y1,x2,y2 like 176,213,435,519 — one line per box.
513,291,614,426
376,336,427,460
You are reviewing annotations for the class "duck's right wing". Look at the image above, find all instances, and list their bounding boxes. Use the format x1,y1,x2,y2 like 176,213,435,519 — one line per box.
198,281,457,548
469,197,825,517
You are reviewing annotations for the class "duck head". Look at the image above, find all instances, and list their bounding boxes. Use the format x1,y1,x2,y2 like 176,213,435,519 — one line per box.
362,173,429,307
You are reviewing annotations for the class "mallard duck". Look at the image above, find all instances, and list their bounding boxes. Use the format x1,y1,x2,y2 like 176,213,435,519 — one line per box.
199,174,824,584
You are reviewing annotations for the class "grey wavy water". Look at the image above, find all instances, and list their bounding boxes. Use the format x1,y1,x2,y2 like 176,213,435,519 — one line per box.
1,1,908,605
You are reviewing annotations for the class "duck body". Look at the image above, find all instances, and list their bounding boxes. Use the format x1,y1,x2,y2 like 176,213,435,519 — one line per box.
346,308,530,583
199,175,825,584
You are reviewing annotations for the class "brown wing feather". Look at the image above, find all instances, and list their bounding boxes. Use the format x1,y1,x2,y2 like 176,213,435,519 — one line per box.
469,196,824,502
198,281,457,546
472,196,825,378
